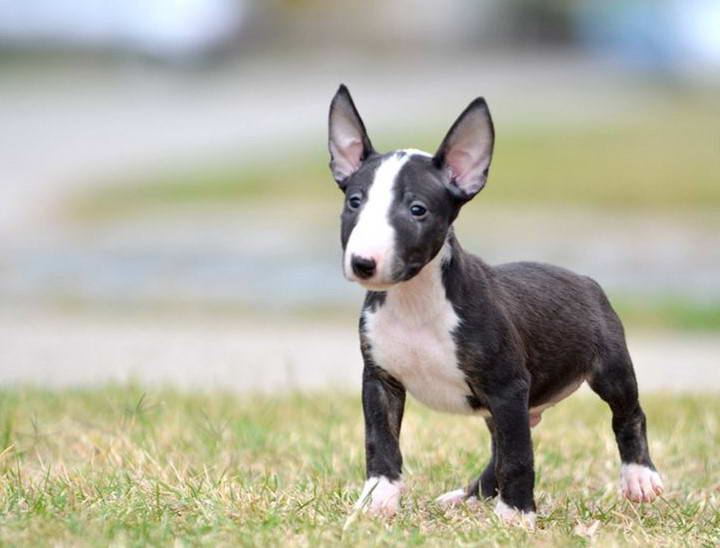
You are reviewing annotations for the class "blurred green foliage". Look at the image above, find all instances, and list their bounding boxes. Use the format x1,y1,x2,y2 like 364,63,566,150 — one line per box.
611,295,720,331
61,99,720,332
67,100,719,219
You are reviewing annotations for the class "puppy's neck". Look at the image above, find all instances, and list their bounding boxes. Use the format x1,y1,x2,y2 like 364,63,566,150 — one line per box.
382,239,454,327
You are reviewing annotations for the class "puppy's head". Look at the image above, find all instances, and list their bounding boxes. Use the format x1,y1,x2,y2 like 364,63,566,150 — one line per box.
328,85,494,290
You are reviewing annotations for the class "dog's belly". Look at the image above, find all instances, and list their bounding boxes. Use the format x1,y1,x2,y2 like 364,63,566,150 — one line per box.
363,304,483,416
528,378,585,426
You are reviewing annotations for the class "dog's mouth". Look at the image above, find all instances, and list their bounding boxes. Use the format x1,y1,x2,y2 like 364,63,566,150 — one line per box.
344,268,402,291
355,279,397,291
348,262,425,291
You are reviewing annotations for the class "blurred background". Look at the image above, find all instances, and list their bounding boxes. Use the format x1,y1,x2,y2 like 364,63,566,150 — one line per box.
1,0,718,392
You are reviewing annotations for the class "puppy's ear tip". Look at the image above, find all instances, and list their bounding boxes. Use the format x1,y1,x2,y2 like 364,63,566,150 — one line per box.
335,84,351,98
331,85,354,111
468,97,489,111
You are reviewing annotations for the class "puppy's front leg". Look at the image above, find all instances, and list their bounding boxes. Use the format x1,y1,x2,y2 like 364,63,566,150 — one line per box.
487,381,537,527
354,361,406,517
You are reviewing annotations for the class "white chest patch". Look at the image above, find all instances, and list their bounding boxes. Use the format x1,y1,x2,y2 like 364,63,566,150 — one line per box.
363,247,483,415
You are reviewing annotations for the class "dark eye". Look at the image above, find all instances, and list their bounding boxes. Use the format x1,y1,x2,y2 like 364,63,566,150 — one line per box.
348,195,362,209
410,203,427,217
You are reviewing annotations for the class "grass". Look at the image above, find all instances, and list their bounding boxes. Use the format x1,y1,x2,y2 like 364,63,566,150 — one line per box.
66,98,720,220
610,294,720,331
1,386,718,546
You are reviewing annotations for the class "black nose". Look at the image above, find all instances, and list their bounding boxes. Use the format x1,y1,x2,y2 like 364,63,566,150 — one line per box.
351,255,376,279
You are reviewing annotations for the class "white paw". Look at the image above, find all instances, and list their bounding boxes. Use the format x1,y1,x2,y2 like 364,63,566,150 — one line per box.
621,463,664,503
435,488,476,507
353,476,404,517
494,499,536,528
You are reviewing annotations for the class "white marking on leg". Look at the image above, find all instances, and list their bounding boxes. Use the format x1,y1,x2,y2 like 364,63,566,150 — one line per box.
435,488,470,506
344,153,410,286
353,476,404,517
494,499,537,528
620,463,664,502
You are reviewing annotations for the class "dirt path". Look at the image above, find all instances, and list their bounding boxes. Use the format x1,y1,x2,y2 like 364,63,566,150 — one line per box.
1,311,717,393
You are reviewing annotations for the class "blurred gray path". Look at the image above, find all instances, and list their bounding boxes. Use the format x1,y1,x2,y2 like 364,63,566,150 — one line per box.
3,205,718,310
0,312,717,392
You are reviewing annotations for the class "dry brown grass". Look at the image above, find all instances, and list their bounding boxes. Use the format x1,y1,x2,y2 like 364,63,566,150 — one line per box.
0,387,718,545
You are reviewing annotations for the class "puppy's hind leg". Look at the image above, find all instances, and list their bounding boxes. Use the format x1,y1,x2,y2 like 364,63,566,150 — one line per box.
471,418,499,499
436,418,498,506
588,341,663,503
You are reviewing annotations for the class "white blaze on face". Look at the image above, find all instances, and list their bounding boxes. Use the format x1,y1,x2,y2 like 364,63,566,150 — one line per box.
344,152,411,286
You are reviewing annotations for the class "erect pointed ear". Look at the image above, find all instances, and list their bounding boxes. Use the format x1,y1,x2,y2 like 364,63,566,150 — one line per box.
328,84,374,188
433,97,495,201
